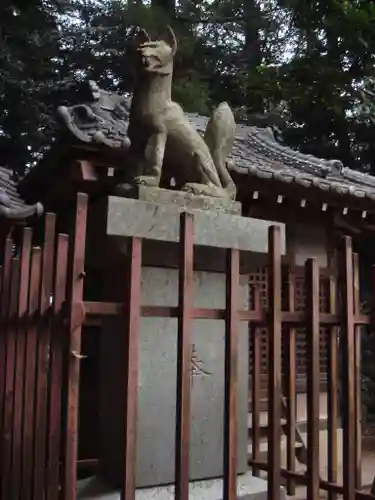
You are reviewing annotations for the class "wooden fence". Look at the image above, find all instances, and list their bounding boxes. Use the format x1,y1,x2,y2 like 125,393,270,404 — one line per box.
0,192,373,500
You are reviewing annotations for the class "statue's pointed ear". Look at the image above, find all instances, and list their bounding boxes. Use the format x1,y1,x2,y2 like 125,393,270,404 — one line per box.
165,25,177,54
135,28,150,46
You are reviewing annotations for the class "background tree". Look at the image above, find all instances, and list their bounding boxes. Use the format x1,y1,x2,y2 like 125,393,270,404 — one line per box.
0,0,73,173
2,0,375,176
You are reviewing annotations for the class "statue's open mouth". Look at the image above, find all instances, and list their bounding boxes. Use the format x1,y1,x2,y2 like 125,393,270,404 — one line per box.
140,55,160,71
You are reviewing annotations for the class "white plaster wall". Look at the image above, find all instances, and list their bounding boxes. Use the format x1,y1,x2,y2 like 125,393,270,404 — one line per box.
287,223,328,267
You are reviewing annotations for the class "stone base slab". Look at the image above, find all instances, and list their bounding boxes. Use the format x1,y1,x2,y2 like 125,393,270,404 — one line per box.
114,185,242,215
106,196,286,254
77,473,284,500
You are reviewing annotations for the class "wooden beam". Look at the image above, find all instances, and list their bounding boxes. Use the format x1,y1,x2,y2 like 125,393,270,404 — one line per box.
121,237,142,500
22,247,42,500
284,266,297,496
251,288,262,478
305,258,320,500
267,225,282,500
73,160,98,181
327,277,339,500
63,193,88,500
246,197,375,240
340,236,356,500
46,233,69,500
235,172,375,213
1,258,20,498
33,213,56,500
175,213,194,500
223,246,240,500
11,228,32,499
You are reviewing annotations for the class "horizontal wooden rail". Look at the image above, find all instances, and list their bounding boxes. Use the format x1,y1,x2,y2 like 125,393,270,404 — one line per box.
249,461,375,500
83,301,370,326
0,302,370,328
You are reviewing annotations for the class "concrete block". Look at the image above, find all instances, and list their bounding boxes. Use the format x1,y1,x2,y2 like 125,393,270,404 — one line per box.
106,196,286,254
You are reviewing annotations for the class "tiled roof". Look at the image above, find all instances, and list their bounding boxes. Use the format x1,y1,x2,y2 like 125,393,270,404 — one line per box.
0,167,43,220
56,81,130,150
187,114,375,202
49,82,375,204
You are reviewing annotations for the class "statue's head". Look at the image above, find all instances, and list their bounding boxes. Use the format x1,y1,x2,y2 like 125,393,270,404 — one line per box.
134,26,177,76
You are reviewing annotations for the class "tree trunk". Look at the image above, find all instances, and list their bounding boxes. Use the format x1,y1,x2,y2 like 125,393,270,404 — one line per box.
151,0,175,19
243,0,263,112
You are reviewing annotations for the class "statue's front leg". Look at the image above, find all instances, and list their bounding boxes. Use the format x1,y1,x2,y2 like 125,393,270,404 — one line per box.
134,131,167,187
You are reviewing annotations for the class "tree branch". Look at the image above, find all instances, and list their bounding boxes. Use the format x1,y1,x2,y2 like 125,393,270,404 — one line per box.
176,14,249,24
63,14,250,35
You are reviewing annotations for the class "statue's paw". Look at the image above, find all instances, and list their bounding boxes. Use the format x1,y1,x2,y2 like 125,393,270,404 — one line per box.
134,175,160,187
226,181,237,200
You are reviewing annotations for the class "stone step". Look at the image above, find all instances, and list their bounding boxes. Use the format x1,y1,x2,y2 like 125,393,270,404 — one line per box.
247,438,306,464
247,412,328,430
249,392,329,422
248,437,305,454
247,435,304,457
247,412,329,444
247,412,287,429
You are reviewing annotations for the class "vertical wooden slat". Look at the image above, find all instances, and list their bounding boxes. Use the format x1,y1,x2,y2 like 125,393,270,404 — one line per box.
267,226,282,500
175,212,194,500
46,234,69,500
285,266,296,496
22,247,42,500
121,237,142,500
1,257,20,498
63,193,88,500
305,258,320,500
353,253,362,491
223,246,239,500
0,239,14,443
11,228,32,499
0,240,13,497
341,236,356,500
33,213,56,500
327,276,338,500
251,288,261,477
371,267,375,500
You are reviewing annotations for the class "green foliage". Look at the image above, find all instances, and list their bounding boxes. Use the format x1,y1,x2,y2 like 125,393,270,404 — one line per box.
0,1,70,172
172,77,210,115
273,0,375,170
2,0,375,176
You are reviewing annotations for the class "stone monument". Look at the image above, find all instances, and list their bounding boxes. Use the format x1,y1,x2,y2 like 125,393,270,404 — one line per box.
75,26,286,500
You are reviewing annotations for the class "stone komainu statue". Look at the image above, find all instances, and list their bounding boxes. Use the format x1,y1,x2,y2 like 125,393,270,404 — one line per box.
56,28,237,199
127,27,237,199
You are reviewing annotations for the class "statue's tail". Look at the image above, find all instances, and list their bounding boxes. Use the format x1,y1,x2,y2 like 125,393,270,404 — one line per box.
204,102,237,199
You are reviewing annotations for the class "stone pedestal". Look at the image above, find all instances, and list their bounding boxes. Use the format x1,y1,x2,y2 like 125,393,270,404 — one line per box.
99,267,249,487
114,185,242,215
95,189,286,490
106,193,285,253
